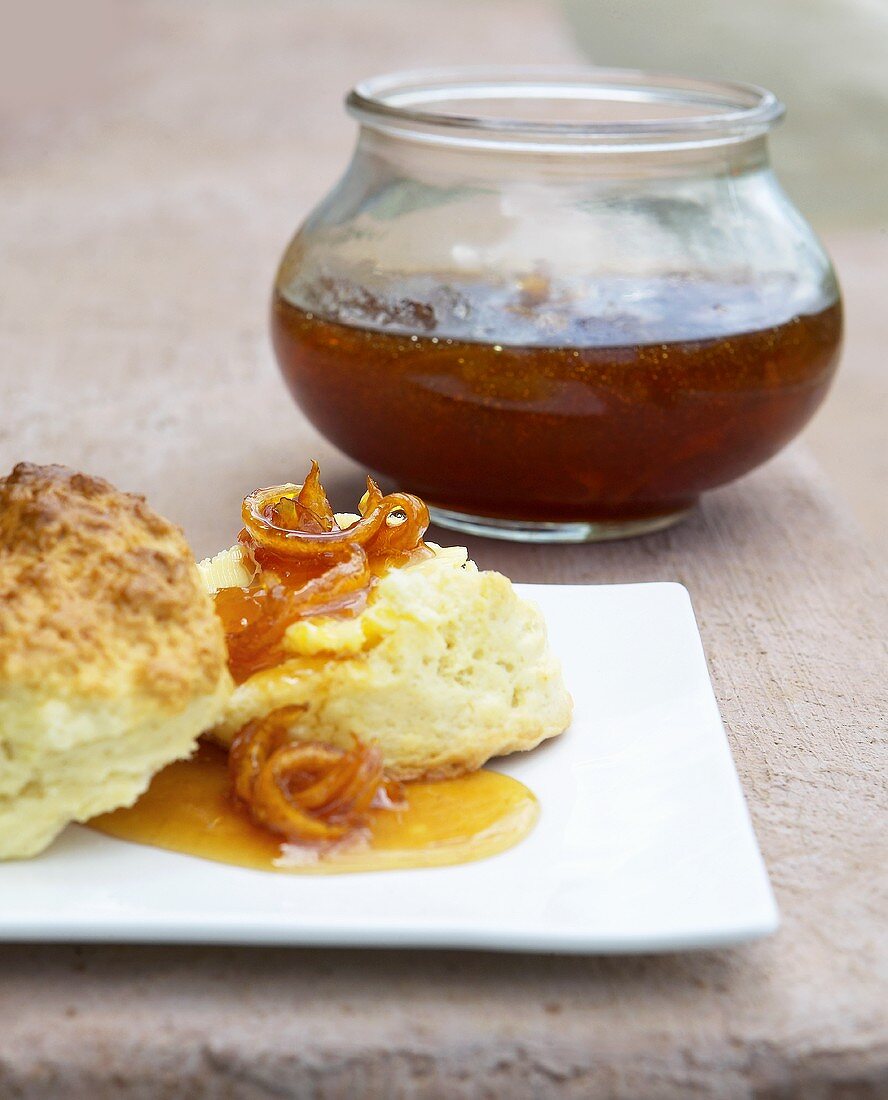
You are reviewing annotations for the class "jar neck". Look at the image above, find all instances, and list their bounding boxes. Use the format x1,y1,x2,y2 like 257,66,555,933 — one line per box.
355,126,770,183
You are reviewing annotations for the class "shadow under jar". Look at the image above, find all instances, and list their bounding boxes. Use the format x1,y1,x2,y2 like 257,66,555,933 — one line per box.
272,68,842,542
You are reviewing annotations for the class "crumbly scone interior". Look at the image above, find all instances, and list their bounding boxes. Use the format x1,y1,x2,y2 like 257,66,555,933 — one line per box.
204,543,572,780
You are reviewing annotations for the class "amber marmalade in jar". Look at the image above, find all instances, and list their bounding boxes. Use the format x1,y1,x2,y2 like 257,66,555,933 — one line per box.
273,288,841,528
271,68,843,540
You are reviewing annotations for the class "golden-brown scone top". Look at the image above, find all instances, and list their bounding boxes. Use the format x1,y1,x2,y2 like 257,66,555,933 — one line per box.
0,463,225,709
0,463,233,859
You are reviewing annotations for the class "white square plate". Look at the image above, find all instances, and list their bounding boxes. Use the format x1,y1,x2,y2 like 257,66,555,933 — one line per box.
0,583,778,953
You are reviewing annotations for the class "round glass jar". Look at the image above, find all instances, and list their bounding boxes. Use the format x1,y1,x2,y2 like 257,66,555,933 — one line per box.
272,68,842,542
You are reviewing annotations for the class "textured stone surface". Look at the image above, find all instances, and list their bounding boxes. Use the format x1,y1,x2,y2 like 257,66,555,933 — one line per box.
0,2,886,1096
805,229,888,549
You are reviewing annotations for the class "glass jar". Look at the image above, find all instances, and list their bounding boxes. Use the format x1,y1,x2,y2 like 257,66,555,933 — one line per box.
272,68,842,542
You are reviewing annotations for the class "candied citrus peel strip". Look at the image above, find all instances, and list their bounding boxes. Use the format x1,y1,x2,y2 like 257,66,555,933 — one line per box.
241,467,430,558
229,706,402,843
215,463,431,682
266,460,336,534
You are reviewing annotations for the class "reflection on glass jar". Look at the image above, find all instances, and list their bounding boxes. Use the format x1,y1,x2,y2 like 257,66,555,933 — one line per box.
272,68,842,542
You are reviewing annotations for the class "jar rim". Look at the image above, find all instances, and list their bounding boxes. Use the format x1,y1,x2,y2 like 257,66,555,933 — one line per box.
346,66,784,151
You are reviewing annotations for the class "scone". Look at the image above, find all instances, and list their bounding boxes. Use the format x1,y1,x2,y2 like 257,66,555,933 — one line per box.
204,541,572,781
0,464,232,859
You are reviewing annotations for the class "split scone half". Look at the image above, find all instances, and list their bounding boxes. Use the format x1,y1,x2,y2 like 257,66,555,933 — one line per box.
202,538,572,781
0,464,232,859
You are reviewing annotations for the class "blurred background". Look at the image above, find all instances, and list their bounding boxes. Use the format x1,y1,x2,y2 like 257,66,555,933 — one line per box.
1,0,885,550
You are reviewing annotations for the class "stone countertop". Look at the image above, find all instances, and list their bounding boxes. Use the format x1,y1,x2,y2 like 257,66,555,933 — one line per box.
0,2,885,1096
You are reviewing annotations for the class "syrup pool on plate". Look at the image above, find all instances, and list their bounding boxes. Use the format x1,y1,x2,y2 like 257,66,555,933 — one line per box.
89,742,539,874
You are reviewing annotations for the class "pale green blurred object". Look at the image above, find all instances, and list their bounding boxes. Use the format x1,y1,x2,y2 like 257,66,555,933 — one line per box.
562,0,888,228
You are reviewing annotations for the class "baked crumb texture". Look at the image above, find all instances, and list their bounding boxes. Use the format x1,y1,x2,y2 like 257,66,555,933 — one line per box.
208,545,573,780
0,463,231,859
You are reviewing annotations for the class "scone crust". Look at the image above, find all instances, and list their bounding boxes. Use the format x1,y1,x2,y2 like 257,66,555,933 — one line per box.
0,463,226,709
